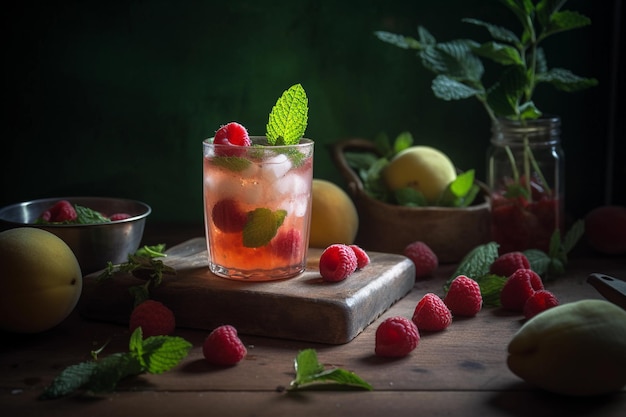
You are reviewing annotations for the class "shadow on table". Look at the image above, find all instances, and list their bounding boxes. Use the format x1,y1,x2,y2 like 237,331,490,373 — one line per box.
488,382,625,417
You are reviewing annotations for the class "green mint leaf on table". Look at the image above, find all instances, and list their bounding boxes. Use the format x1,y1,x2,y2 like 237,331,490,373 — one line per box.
266,83,308,146
475,274,507,308
133,329,193,374
444,242,499,293
523,220,584,281
524,249,551,276
243,208,287,248
38,361,98,400
211,155,252,172
39,328,192,400
289,349,372,391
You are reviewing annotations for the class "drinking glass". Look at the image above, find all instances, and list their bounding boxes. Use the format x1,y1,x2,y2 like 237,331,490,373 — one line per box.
202,136,314,281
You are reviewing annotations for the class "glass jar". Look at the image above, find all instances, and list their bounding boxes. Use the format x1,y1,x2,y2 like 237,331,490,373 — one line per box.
487,116,564,254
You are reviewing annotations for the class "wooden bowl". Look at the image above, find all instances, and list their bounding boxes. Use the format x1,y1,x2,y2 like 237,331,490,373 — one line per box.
332,138,492,263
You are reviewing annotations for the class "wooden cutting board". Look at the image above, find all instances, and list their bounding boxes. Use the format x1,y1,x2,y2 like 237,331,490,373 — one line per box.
79,237,415,344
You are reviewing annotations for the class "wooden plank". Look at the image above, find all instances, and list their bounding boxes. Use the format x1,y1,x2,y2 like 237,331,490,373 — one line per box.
2,390,625,417
78,238,416,344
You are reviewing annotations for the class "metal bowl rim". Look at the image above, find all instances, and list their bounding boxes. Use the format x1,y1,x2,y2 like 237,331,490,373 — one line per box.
0,196,151,228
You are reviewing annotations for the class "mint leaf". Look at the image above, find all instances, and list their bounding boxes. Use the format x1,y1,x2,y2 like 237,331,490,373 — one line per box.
290,349,372,391
40,329,192,400
475,274,507,307
211,156,252,172
75,204,111,224
139,336,193,374
394,187,427,207
39,361,98,400
462,18,520,44
438,169,478,207
432,74,482,100
536,68,598,92
392,131,414,154
266,83,308,146
524,248,551,276
86,352,143,393
242,208,287,248
562,219,584,253
445,242,499,293
134,244,167,258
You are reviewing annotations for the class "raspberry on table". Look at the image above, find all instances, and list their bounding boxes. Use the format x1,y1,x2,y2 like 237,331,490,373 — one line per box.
443,275,483,317
319,244,358,282
489,251,531,277
523,289,559,319
375,316,420,358
349,245,370,269
129,300,176,338
211,198,248,233
412,293,452,332
203,324,247,366
402,241,438,279
500,268,544,312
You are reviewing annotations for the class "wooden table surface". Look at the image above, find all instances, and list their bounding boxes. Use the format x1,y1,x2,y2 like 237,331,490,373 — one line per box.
1,222,625,417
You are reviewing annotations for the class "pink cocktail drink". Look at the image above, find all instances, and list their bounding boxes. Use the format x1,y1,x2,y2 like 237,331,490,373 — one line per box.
203,136,314,281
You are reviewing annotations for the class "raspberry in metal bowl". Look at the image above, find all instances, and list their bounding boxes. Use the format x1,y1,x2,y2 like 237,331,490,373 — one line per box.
0,197,151,274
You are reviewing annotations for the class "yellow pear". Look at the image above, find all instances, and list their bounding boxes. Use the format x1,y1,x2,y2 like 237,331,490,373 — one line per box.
507,299,626,396
382,146,457,204
309,179,359,248
0,227,83,333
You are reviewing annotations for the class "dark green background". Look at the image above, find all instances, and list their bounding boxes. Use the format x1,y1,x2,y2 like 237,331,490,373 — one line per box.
3,0,624,224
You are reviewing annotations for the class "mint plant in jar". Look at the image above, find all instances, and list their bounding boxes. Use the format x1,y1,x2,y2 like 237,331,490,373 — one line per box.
375,0,597,254
488,116,563,253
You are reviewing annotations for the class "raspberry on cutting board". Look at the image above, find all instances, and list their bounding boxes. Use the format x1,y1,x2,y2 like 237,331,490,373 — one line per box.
375,316,420,358
412,293,452,332
203,325,247,366
129,300,176,338
319,244,358,282
443,275,483,317
349,245,371,269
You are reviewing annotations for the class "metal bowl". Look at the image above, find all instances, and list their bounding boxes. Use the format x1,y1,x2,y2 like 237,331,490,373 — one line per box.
0,197,151,274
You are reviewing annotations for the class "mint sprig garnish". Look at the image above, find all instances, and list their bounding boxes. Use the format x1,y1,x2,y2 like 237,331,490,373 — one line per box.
266,83,308,146
289,349,373,391
211,155,252,172
39,328,192,400
242,208,287,248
